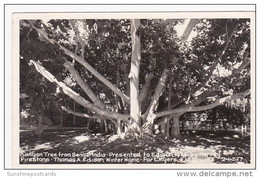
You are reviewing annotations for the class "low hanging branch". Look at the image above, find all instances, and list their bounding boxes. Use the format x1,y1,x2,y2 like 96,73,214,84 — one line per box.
29,60,129,122
61,106,117,126
155,89,250,118
61,106,103,119
22,22,130,104
189,90,250,112
181,53,250,109
169,54,250,116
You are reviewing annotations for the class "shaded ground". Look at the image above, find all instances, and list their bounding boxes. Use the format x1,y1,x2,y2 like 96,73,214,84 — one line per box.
20,129,250,164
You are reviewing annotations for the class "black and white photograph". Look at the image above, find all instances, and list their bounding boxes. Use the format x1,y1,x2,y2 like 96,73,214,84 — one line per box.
13,11,255,169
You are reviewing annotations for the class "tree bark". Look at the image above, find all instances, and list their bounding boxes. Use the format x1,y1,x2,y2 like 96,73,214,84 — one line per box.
171,114,181,138
64,61,110,132
128,19,141,133
139,73,154,104
142,68,169,132
165,74,173,138
63,61,106,108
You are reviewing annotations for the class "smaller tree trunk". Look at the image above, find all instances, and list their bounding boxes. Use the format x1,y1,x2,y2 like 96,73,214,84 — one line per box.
165,117,170,138
166,74,172,139
104,120,108,133
73,101,76,126
142,68,169,132
117,119,122,134
171,115,181,138
100,119,108,133
160,117,167,137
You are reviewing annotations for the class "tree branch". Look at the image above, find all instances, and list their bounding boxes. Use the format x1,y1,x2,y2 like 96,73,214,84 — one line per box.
181,19,200,41
69,20,85,58
170,23,241,109
153,19,182,26
61,106,103,119
142,68,169,130
22,21,130,104
29,60,129,122
170,61,218,109
187,89,250,113
155,89,250,118
63,60,106,108
62,106,117,126
231,51,250,75
219,24,239,60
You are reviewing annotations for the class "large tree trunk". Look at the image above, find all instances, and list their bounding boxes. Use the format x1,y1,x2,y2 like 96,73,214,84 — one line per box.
128,19,141,134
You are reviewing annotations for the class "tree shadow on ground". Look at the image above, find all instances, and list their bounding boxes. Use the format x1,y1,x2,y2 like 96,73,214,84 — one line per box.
20,129,250,164
170,131,250,164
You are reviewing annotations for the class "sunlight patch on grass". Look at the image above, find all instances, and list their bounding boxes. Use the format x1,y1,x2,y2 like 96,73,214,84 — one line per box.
223,136,232,140
233,134,240,138
34,142,53,150
171,139,181,144
108,133,126,142
156,148,164,153
59,135,68,137
208,145,222,150
74,135,90,143
200,138,218,143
